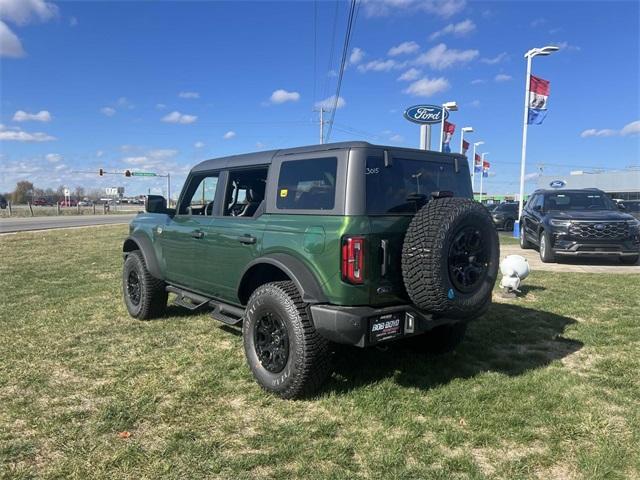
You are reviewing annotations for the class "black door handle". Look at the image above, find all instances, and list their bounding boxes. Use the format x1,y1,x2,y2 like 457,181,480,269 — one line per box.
191,230,204,239
237,235,256,244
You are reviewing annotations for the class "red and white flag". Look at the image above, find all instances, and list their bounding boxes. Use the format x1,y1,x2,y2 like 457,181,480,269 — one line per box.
528,75,550,124
462,139,469,155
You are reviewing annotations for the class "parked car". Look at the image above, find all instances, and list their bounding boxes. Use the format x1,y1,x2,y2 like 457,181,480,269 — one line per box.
620,200,640,221
0,194,7,209
78,200,93,207
519,188,640,264
33,197,53,206
490,202,519,231
122,141,500,398
59,199,78,207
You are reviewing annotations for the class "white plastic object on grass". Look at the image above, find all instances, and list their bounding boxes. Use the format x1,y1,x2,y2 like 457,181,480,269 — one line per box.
499,255,530,292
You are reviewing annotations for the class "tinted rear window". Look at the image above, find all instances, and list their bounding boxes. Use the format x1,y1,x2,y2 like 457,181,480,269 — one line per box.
365,156,471,214
276,157,337,210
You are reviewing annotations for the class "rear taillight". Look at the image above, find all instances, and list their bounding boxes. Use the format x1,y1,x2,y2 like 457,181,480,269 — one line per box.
341,236,365,284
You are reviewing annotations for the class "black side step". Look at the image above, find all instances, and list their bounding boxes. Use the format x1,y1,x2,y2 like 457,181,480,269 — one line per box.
211,304,244,326
166,285,245,325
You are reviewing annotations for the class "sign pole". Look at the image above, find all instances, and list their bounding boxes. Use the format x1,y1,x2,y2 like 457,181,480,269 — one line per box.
420,124,432,150
517,55,533,225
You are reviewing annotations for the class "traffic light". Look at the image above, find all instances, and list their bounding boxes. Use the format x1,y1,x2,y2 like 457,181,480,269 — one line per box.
125,170,131,177
99,168,104,176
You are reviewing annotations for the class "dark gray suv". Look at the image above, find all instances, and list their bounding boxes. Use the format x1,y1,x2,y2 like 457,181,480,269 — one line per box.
519,188,640,264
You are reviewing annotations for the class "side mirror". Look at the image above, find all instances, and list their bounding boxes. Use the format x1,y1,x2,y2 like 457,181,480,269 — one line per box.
617,203,627,210
145,195,167,213
533,204,543,212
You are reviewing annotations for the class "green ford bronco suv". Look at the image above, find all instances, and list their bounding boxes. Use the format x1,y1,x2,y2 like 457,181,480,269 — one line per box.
122,142,499,398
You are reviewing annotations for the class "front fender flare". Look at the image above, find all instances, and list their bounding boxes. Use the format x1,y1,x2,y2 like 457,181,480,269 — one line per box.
122,233,163,279
239,253,329,304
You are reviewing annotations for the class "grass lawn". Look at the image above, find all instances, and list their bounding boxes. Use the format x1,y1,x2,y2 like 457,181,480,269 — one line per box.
1,226,639,479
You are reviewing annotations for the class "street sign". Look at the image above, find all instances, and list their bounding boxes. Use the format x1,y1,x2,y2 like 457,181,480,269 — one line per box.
131,172,157,177
63,188,70,196
404,105,448,125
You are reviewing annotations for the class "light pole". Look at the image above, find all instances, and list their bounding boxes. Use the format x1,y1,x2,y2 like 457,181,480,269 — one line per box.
460,127,473,154
472,141,484,195
516,45,559,233
439,101,458,152
479,152,489,203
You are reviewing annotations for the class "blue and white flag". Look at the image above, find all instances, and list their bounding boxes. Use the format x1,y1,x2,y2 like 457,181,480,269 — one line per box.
528,75,550,125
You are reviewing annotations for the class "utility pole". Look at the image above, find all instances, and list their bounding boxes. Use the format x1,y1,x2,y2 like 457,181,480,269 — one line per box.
315,108,326,144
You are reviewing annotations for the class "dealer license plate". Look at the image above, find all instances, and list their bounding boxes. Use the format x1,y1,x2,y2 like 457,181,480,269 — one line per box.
369,313,403,343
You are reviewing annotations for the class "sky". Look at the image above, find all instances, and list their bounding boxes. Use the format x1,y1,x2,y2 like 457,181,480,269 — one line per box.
1,0,639,199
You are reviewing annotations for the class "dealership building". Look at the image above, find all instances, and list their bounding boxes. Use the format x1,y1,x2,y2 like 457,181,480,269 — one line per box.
536,168,640,201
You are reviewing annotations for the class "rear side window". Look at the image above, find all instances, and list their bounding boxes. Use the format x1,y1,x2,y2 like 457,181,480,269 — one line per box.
276,157,337,210
365,156,470,214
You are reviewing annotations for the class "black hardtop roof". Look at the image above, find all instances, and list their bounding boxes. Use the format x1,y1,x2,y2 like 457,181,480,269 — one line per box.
191,141,465,173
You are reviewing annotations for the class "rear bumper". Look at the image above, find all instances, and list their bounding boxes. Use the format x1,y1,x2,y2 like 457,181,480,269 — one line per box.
310,303,459,348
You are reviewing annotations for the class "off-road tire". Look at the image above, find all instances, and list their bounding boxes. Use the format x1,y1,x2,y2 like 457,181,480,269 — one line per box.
620,255,639,265
243,281,331,399
405,322,468,355
519,222,532,249
402,198,499,319
122,251,168,319
539,230,555,263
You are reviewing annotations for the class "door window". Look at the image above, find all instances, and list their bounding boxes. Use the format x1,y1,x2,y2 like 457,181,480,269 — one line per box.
223,167,269,217
179,174,219,215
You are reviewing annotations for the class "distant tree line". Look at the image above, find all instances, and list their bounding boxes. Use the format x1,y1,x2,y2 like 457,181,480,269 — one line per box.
2,181,105,204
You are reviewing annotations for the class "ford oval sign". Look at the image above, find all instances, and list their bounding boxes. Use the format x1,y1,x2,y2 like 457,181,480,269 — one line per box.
549,180,566,189
403,105,448,125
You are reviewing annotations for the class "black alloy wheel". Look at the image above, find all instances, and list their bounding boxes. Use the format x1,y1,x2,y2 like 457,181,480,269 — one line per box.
126,270,141,306
448,226,489,294
254,312,290,373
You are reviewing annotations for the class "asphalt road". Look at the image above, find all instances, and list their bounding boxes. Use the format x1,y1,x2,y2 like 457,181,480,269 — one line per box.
0,214,137,233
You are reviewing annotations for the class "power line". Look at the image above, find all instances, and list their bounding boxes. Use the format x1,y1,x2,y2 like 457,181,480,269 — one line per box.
322,0,341,102
313,0,318,105
325,0,358,143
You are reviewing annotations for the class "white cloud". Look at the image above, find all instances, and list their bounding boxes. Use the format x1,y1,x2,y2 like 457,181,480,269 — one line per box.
0,0,58,58
155,103,167,110
0,124,56,142
269,89,301,104
123,156,150,165
315,95,346,111
194,141,205,148
12,109,51,122
0,20,24,57
148,149,178,159
414,43,479,70
358,59,405,73
178,91,200,99
69,16,78,26
581,120,640,138
397,68,421,81
223,131,236,140
530,17,546,28
256,141,266,148
45,153,62,162
470,78,485,85
349,47,365,64
161,111,198,124
480,52,508,64
389,134,404,142
0,0,58,25
96,150,104,157
388,41,419,56
116,97,132,108
469,99,480,107
100,107,116,117
429,19,475,40
494,74,512,82
621,120,640,136
362,0,466,19
54,163,66,171
552,41,581,52
524,172,540,181
403,77,450,97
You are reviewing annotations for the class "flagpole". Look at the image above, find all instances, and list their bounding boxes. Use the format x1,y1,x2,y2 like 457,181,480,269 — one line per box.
480,152,489,203
472,142,476,193
517,54,533,225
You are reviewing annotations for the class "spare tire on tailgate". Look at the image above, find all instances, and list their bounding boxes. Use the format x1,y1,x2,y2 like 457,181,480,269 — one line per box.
402,197,499,319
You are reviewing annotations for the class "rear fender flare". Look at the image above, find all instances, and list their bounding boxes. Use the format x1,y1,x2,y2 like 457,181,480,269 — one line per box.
122,233,163,279
239,254,328,305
